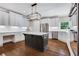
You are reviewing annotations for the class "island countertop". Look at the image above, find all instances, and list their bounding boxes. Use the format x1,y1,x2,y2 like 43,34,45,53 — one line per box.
23,32,48,35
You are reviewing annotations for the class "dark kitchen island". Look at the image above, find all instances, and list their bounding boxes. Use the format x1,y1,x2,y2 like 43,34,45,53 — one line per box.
23,32,48,52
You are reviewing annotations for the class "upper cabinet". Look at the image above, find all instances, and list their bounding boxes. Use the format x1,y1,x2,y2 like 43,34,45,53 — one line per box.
9,12,27,27
9,12,18,26
0,11,9,25
0,11,27,27
71,13,77,26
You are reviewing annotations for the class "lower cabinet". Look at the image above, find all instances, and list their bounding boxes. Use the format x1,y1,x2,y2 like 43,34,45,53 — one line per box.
24,34,48,52
14,33,25,42
52,32,58,39
0,35,3,47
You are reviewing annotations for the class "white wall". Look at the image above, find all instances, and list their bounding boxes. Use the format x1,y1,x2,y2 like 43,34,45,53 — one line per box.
49,17,59,27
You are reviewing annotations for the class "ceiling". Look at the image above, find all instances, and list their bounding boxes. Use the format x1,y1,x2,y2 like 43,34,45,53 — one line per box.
0,3,72,17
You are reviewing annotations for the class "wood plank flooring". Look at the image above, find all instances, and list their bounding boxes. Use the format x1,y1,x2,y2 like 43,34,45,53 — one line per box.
71,41,77,56
0,39,70,56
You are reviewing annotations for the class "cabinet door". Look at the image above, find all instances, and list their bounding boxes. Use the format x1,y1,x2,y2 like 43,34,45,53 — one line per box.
0,35,3,46
0,11,9,25
14,33,24,42
52,32,58,39
24,34,33,47
43,34,48,46
30,35,35,48
27,34,32,47
33,35,43,51
31,35,42,49
29,35,33,47
24,34,28,45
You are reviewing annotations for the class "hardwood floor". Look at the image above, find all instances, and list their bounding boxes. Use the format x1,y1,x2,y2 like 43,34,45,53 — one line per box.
71,41,77,56
0,39,70,56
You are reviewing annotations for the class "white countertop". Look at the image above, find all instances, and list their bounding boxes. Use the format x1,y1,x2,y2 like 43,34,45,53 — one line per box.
23,32,48,35
70,26,77,32
49,27,69,32
0,30,26,34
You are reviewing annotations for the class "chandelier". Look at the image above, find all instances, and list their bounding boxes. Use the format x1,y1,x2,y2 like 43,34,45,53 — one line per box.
27,3,41,21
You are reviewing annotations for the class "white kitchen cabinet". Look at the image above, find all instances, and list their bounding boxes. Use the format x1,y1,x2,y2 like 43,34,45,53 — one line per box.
14,33,25,42
0,32,25,47
0,35,3,47
10,12,27,27
0,11,9,25
52,32,58,39
58,31,70,43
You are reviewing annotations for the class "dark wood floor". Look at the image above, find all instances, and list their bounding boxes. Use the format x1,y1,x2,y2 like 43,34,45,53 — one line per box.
0,39,70,56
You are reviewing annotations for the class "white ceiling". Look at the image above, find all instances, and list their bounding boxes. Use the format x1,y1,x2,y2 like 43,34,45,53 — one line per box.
0,3,72,16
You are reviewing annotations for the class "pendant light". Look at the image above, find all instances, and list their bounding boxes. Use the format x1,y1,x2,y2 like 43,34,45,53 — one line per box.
27,3,41,21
